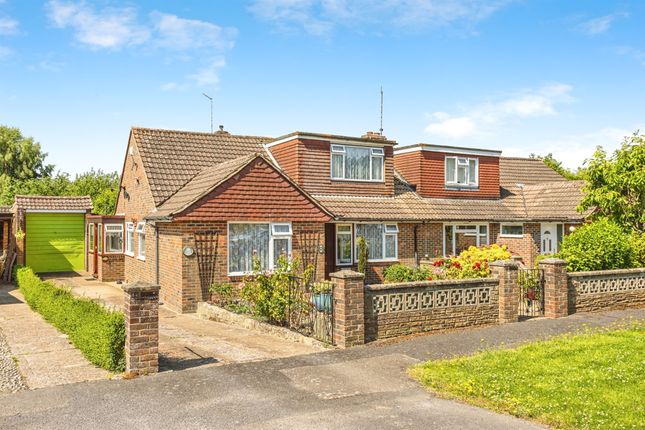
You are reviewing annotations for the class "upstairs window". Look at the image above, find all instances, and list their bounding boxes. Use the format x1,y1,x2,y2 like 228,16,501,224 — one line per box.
331,145,384,182
446,156,478,187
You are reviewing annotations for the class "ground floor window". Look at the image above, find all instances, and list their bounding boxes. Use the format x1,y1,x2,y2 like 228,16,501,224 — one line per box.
104,224,123,253
125,222,134,256
500,223,523,237
444,224,488,256
336,224,353,265
136,222,146,260
97,223,103,253
88,223,95,250
228,222,292,275
355,223,398,262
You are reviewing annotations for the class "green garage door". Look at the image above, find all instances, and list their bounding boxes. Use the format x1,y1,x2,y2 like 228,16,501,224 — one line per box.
26,213,85,273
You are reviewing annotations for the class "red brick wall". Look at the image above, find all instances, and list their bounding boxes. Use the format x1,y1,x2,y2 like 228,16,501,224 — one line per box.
269,138,395,196
394,150,500,199
97,254,125,282
1,220,8,252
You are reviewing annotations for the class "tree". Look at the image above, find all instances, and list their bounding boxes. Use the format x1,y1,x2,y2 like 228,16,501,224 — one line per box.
578,132,645,233
0,126,54,180
68,169,119,215
529,153,583,180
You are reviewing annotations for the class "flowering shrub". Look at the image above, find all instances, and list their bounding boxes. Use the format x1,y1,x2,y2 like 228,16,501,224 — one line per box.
384,244,511,283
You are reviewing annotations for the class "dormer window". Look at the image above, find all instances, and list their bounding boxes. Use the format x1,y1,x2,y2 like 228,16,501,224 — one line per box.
331,144,384,182
445,156,478,187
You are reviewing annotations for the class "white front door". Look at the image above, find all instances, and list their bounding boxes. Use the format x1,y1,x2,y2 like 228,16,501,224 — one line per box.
541,223,557,254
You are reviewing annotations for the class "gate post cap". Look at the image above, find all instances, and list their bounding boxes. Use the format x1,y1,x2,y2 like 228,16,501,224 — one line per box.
538,258,568,266
123,282,160,293
490,260,519,269
329,269,365,280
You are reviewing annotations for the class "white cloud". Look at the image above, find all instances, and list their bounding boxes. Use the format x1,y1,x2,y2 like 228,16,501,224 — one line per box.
151,12,237,51
46,0,150,49
0,15,18,35
188,57,226,86
249,0,513,36
424,83,573,139
575,12,627,36
160,82,178,91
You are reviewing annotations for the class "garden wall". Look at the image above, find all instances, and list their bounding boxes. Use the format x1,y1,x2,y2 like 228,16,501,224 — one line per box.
364,278,499,341
568,268,645,313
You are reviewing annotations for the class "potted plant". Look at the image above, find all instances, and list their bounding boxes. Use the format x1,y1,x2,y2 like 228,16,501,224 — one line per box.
311,282,332,312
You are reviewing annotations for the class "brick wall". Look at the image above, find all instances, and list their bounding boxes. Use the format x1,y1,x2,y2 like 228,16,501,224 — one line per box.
1,220,8,252
364,278,499,341
97,254,125,282
568,268,645,313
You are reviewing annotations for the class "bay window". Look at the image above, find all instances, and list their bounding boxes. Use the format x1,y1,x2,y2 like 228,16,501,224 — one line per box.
331,144,384,181
444,224,488,256
136,222,146,260
446,156,478,187
125,223,134,256
336,224,352,265
228,222,292,275
104,224,124,253
355,223,398,261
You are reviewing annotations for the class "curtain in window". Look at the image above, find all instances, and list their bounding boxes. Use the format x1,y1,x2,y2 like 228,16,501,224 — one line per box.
468,159,477,184
331,153,344,178
457,164,467,184
229,224,269,273
446,158,456,182
384,234,396,259
105,231,123,252
336,228,352,264
371,156,383,181
273,238,289,265
356,224,383,260
345,147,370,180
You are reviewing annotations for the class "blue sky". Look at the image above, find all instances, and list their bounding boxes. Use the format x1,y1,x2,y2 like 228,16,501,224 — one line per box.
0,0,643,175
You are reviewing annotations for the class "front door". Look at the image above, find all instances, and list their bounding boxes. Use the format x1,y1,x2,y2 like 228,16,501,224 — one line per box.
541,223,557,254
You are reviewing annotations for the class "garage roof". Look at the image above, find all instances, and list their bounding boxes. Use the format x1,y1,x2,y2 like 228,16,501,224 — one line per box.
13,195,93,212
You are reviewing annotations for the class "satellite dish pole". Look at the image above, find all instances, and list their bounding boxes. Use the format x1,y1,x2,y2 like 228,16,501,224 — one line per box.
380,86,384,135
202,92,213,133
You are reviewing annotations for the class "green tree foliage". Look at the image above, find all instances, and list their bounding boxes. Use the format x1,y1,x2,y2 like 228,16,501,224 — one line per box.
357,236,368,275
529,153,583,180
69,169,120,215
557,219,635,272
578,133,645,233
0,126,54,180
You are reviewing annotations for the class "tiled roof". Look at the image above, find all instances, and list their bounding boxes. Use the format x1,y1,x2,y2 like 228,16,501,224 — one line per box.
13,195,93,211
0,205,11,216
520,180,587,220
131,127,272,206
150,154,260,219
499,157,566,187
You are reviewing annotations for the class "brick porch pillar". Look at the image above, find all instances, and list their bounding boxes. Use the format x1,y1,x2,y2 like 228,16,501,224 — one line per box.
490,260,519,323
539,258,569,318
330,269,365,348
124,282,160,375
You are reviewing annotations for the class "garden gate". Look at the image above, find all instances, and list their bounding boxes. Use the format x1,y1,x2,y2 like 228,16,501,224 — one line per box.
518,268,545,318
287,276,334,345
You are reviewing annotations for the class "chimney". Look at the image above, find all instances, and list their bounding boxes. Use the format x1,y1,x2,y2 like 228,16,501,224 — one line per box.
362,131,386,141
216,125,230,135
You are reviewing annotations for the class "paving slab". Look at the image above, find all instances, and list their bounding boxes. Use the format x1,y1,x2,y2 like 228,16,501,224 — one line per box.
0,283,110,390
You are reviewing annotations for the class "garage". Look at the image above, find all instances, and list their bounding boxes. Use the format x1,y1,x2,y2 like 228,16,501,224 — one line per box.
11,196,93,274
26,212,86,273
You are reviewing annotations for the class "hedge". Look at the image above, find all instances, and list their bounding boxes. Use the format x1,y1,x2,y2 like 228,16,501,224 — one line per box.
15,267,125,372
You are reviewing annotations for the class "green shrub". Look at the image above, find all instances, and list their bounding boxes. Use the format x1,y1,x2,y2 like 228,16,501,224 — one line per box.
557,219,635,272
630,232,645,267
15,267,125,372
383,264,431,283
357,236,368,275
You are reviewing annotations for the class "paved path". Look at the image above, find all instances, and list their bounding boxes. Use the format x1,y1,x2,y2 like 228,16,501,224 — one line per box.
45,274,323,371
0,308,641,429
0,283,110,390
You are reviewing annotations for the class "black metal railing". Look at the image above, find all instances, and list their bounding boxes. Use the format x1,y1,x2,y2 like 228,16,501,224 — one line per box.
287,276,334,345
518,268,544,318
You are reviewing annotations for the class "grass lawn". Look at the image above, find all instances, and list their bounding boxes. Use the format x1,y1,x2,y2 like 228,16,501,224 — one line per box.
410,322,645,430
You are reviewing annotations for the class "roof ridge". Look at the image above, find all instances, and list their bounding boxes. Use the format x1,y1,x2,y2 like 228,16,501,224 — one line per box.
131,126,273,140
14,194,92,199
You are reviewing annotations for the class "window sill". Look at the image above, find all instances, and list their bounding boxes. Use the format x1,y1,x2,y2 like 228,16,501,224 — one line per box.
500,234,524,238
331,178,385,184
336,262,353,266
445,184,479,190
137,255,146,261
125,252,135,257
356,259,398,264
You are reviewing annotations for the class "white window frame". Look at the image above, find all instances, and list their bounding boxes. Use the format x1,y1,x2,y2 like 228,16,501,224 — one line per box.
227,222,293,276
445,156,479,187
88,223,95,251
335,224,353,266
500,223,524,238
443,223,489,256
136,222,146,260
330,144,385,182
354,223,399,263
104,224,124,254
125,222,134,256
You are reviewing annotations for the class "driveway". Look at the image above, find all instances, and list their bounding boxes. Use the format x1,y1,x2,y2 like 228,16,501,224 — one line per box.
0,307,641,429
44,274,323,370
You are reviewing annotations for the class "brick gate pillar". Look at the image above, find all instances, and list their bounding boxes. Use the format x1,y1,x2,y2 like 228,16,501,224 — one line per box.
490,260,519,323
330,269,365,348
539,258,569,318
123,282,160,375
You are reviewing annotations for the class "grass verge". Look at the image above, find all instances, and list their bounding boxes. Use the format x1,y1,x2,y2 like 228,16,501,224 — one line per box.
410,322,645,430
15,266,125,372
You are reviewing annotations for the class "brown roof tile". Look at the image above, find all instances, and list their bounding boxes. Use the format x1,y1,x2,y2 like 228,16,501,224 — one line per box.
0,206,11,215
13,195,93,211
131,127,272,206
499,157,566,187
520,180,587,221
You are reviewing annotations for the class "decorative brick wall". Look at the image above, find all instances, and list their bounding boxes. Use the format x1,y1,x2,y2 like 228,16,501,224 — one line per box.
123,282,160,375
568,268,645,313
330,269,365,348
364,277,499,341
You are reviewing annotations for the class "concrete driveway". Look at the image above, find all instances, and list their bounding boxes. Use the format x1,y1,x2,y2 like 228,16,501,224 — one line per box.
44,274,323,371
1,307,641,429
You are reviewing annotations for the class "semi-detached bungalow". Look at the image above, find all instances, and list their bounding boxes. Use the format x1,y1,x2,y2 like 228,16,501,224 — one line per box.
106,127,585,313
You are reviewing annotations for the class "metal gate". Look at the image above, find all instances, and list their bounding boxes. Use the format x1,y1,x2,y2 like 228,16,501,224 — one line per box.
287,276,334,344
518,268,544,318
